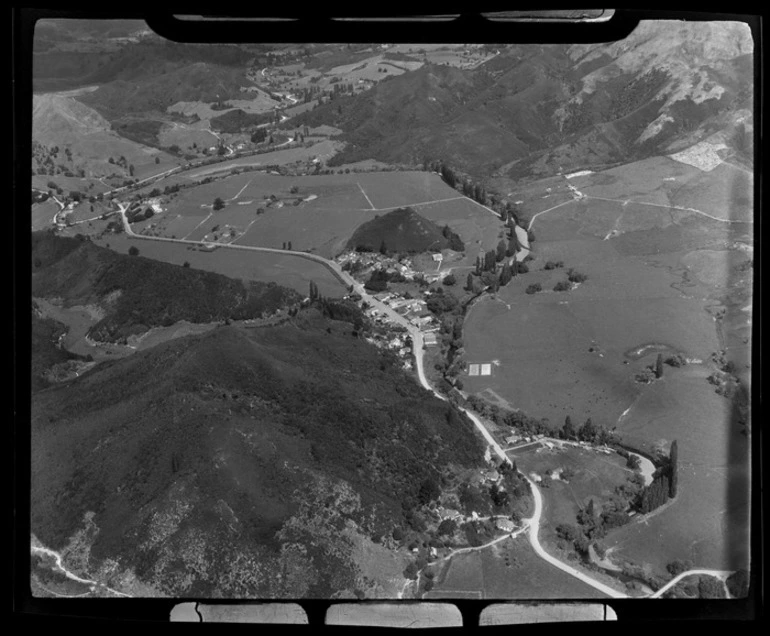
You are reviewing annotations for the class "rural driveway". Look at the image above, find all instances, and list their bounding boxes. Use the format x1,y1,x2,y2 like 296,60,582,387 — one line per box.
648,569,733,598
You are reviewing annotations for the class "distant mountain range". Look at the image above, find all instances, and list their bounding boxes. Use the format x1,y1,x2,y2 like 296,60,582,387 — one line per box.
287,21,753,179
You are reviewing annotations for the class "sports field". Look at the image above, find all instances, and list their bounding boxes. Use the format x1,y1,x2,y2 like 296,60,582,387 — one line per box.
92,234,348,298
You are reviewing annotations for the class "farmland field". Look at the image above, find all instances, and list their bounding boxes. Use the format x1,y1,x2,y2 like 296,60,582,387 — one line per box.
462,155,752,577
426,536,605,599
132,170,505,260
91,234,348,298
31,200,59,231
603,369,751,574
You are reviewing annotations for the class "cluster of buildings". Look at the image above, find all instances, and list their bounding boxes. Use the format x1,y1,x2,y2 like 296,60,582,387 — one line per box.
336,250,420,280
363,329,414,370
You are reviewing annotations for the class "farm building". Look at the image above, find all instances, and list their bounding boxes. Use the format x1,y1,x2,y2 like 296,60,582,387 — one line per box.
480,363,492,376
495,518,516,532
436,507,462,521
423,333,438,346
481,469,500,483
468,364,480,376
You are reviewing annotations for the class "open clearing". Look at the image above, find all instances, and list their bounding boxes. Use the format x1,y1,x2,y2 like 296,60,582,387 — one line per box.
462,155,752,577
427,535,604,599
92,234,347,298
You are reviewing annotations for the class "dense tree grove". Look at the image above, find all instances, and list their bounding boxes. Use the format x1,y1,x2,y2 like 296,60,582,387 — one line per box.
638,471,670,514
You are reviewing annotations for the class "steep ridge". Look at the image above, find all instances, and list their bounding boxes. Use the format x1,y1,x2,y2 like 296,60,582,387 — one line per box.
31,318,486,597
32,232,302,342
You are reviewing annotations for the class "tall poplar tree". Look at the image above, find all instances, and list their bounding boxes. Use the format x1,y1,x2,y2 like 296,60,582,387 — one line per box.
669,440,678,498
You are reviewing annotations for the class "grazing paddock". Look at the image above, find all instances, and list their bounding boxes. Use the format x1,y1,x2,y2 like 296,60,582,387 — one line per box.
462,156,751,581
32,200,59,231
667,163,753,223
236,206,380,257
92,234,347,298
479,537,606,599
578,156,701,202
605,370,751,574
428,536,605,599
350,171,458,209
431,551,485,597
32,175,111,196
173,140,342,180
134,170,501,259
157,121,219,150
412,197,504,265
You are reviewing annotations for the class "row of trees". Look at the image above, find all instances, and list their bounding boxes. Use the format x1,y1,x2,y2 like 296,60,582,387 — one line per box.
637,440,678,513
422,159,490,209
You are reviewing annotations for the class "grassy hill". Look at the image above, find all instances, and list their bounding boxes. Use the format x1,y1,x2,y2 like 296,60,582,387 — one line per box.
31,315,486,597
32,231,302,342
346,207,465,254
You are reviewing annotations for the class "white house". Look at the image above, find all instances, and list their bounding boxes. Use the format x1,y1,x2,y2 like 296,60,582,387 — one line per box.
495,518,516,532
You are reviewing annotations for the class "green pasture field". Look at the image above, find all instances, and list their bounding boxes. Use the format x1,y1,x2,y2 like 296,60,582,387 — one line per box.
66,200,114,224
135,169,503,259
604,368,751,574
462,157,750,578
92,234,348,299
155,140,342,182
680,249,737,288
431,551,484,594
411,197,504,266
32,201,59,231
156,122,219,151
33,175,111,197
479,537,608,599
428,536,605,599
667,163,753,223
530,199,676,242
576,156,701,202
350,171,459,209
461,284,720,427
